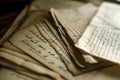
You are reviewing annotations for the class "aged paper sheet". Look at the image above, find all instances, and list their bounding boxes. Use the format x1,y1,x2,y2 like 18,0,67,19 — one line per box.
76,2,120,64
9,24,74,80
51,4,99,65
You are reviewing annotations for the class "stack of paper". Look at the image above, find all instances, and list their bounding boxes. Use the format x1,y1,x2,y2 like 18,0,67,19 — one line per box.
0,0,120,80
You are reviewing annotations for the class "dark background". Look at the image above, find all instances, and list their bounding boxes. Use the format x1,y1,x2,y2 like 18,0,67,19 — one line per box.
0,0,32,39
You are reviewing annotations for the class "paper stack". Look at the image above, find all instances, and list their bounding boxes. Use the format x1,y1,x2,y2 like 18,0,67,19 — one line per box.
0,0,119,80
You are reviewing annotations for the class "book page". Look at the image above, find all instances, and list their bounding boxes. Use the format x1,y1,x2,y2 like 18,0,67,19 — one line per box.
9,24,74,80
75,2,120,64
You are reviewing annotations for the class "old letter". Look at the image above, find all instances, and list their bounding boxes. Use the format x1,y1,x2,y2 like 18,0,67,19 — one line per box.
76,2,120,64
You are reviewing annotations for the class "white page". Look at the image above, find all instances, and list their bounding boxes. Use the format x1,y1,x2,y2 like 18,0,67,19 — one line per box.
76,2,120,64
